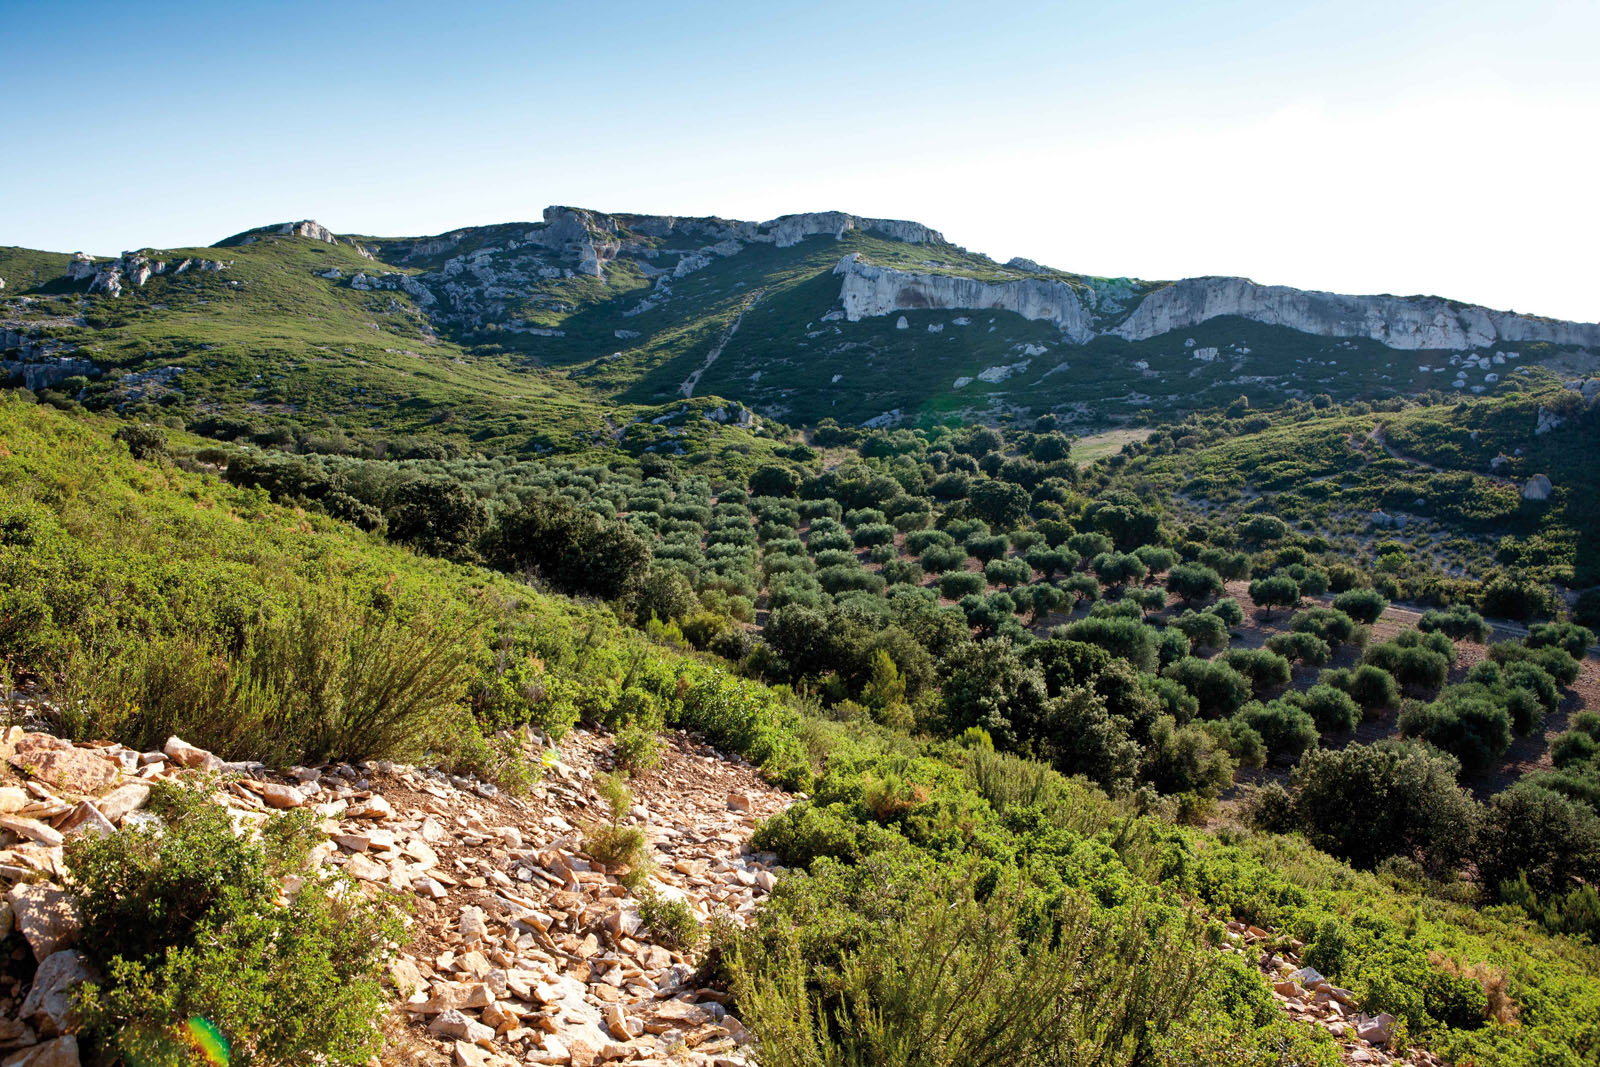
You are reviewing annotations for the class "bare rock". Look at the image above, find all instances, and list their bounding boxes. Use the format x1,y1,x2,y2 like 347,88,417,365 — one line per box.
1522,474,1553,501
163,736,222,772
19,950,93,1035
95,782,151,823
0,815,64,848
2,1036,79,1067
9,739,118,795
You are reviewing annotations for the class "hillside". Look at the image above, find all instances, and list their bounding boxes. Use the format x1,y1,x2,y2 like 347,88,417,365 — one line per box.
4,400,1600,1067
5,207,1598,449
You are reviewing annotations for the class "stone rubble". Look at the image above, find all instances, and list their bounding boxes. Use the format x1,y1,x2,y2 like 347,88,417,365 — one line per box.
0,717,1453,1067
0,723,787,1067
1219,920,1443,1067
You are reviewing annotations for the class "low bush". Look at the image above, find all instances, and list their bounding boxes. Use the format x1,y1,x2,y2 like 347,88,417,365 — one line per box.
67,780,401,1067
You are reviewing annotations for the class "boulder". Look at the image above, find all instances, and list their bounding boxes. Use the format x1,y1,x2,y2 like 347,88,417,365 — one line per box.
9,737,118,795
0,815,63,848
7,884,81,961
1536,406,1566,435
163,736,222,772
2,1036,79,1067
430,1009,495,1044
95,782,151,823
19,950,93,1035
1523,474,1553,501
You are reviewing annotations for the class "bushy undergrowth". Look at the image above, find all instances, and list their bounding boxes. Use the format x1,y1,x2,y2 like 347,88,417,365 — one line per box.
66,780,402,1066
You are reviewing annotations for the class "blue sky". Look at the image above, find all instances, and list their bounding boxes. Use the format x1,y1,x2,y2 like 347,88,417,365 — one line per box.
3,0,1596,319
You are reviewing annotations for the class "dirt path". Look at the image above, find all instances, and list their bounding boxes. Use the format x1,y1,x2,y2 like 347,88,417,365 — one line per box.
678,291,764,399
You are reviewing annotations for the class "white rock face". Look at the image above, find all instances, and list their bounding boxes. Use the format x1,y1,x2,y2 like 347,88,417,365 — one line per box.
759,211,942,247
1111,276,1600,350
834,254,1096,343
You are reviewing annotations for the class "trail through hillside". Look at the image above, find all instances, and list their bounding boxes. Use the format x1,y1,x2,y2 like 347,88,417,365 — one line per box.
678,291,763,399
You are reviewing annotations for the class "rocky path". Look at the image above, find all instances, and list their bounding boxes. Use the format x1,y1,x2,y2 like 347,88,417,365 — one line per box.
678,291,763,399
0,724,791,1067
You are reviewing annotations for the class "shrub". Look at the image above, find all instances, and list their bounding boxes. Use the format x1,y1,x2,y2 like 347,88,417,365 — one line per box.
113,423,169,461
1290,608,1358,645
1248,575,1300,619
966,533,1010,562
937,570,986,599
1419,606,1490,642
1163,657,1251,719
1323,664,1401,712
67,780,401,1067
852,523,896,548
1286,740,1477,872
732,871,1207,1067
67,590,474,767
1527,622,1595,660
1476,783,1600,900
1222,648,1292,695
1170,610,1229,652
1332,588,1388,624
984,557,1032,589
614,724,663,772
1400,694,1512,773
639,889,702,950
1207,598,1245,628
1238,700,1318,763
920,544,968,572
1061,616,1161,673
1297,684,1360,733
1166,563,1225,605
1266,631,1331,666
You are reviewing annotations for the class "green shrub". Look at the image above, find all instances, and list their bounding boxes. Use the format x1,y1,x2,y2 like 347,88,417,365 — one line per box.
614,724,663,772
1401,694,1512,774
1527,622,1595,660
1333,588,1388,624
1296,684,1360,733
1285,740,1476,872
1238,700,1318,763
639,889,702,950
937,570,986,599
63,589,475,766
1163,656,1252,719
67,780,401,1067
1419,606,1490,642
1266,631,1331,666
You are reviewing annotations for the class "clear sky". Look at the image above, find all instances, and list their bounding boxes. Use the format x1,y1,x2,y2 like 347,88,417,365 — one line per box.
3,0,1596,321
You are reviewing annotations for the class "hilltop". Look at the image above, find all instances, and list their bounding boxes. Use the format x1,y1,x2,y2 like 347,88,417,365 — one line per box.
4,207,1598,450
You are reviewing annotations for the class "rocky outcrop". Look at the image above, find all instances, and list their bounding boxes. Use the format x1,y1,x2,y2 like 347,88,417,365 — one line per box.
1111,276,1600,350
61,253,225,298
757,211,942,248
833,253,1097,343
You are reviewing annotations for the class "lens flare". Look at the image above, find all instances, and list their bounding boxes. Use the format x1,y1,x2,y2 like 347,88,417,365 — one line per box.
183,1018,230,1067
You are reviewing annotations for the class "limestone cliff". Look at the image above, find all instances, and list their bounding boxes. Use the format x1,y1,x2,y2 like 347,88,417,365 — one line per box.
833,256,1600,352
833,253,1097,343
1111,277,1600,350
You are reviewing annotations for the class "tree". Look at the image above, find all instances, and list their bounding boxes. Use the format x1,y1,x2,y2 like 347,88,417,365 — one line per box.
937,640,1051,751
1476,784,1600,899
1169,610,1229,652
113,423,168,461
1287,740,1478,873
1238,700,1318,763
1240,515,1288,544
1166,564,1224,606
1400,694,1512,774
636,569,698,623
1091,552,1148,593
968,479,1030,528
748,464,802,498
387,478,490,559
1162,657,1251,719
483,496,650,602
1133,546,1178,578
1265,631,1331,667
984,558,1032,590
1248,575,1300,619
1296,685,1359,733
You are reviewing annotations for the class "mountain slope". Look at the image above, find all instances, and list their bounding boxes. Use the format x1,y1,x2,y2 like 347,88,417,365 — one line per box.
4,206,1597,447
